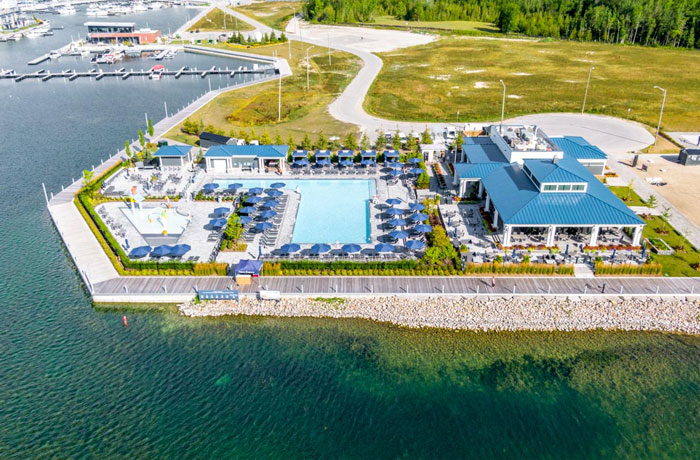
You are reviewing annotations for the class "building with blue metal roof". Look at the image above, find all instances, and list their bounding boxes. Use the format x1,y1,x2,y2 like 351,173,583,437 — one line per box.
153,145,193,169
204,145,289,173
453,125,643,247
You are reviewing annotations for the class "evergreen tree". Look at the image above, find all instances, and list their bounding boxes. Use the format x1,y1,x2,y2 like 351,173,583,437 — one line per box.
138,129,145,148
274,131,284,145
392,130,402,151
316,131,328,150
260,128,272,145
301,133,313,150
287,133,296,151
421,126,432,144
360,133,371,150
147,119,154,137
344,131,358,150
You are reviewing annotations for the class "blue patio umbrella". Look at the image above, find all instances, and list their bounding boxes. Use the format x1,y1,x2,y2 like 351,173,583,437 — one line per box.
280,243,301,254
360,159,375,166
238,216,252,225
340,159,354,167
413,224,433,233
259,210,277,219
405,240,425,250
266,189,283,197
409,202,426,212
209,218,227,229
374,243,395,253
385,207,404,216
202,183,219,191
388,170,403,177
293,158,309,166
261,200,279,208
410,168,425,175
270,182,286,188
239,206,256,214
213,207,230,216
410,213,429,222
386,198,402,206
388,162,403,169
151,245,172,257
408,157,422,164
317,159,331,166
389,230,409,240
170,244,191,257
388,218,407,227
565,244,569,256
310,243,331,254
342,243,362,253
255,222,272,232
611,248,616,260
244,196,263,204
228,183,243,190
248,187,264,195
512,248,517,258
129,245,152,258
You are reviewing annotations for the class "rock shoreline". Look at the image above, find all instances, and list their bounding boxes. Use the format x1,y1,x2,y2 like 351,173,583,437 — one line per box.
178,296,700,334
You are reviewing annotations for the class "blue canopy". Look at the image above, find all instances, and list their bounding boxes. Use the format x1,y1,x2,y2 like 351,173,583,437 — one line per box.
129,245,152,258
360,159,375,166
280,243,301,254
259,210,277,219
413,224,433,233
410,168,425,175
410,213,429,222
261,200,279,208
293,158,310,166
170,244,191,256
388,169,403,177
270,182,286,188
248,187,264,195
316,159,331,166
389,230,409,240
342,243,362,253
266,189,283,197
239,206,256,214
361,150,377,158
338,150,354,159
387,162,402,169
245,196,262,204
340,159,354,167
405,240,425,250
388,218,406,227
374,243,395,253
151,245,172,257
385,207,404,216
409,202,426,211
310,243,331,254
213,207,230,216
292,150,308,159
239,216,252,225
209,218,228,229
235,259,263,276
255,222,272,231
408,157,422,164
228,183,243,190
386,198,402,206
315,150,331,159
202,183,219,191
384,150,399,158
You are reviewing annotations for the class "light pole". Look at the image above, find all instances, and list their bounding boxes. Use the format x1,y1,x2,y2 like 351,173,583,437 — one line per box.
499,80,506,131
278,73,282,122
653,85,667,145
306,45,314,91
582,66,595,114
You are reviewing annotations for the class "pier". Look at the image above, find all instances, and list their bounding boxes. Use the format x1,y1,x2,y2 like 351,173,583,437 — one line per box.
28,54,51,66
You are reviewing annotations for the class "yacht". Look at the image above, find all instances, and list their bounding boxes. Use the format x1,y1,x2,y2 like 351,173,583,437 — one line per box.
49,50,62,60
57,5,77,15
149,2,163,9
86,5,102,16
25,29,45,38
132,2,148,11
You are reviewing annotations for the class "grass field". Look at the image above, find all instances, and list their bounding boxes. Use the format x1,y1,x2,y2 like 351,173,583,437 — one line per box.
372,16,499,33
236,1,302,30
187,8,254,32
165,41,361,144
366,37,700,132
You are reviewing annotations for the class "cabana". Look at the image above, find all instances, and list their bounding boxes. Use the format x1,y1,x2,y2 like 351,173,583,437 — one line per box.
384,150,399,162
235,259,263,281
153,145,193,170
338,150,354,162
361,150,377,160
292,150,309,161
314,150,331,162
204,145,289,173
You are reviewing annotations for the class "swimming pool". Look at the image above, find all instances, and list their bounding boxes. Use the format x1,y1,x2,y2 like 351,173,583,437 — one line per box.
215,179,375,244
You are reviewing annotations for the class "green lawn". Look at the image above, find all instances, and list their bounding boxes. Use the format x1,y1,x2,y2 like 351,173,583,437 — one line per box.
366,37,700,131
236,1,302,30
608,186,646,207
165,41,361,145
187,8,254,32
372,16,499,33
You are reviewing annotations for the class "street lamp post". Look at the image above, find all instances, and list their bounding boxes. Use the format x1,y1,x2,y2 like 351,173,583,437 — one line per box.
306,45,314,91
278,73,282,122
499,80,506,131
582,66,594,114
653,85,667,145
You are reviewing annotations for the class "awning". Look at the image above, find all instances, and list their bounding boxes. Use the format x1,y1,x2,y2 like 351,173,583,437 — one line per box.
235,259,263,276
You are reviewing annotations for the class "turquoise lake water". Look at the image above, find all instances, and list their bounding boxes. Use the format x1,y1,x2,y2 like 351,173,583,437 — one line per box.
215,179,375,243
1,8,700,460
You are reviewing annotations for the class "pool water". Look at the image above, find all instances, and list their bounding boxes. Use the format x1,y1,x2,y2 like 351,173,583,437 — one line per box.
120,205,190,236
215,179,375,244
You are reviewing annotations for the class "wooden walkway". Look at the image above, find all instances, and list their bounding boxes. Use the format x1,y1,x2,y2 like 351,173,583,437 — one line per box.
93,275,700,298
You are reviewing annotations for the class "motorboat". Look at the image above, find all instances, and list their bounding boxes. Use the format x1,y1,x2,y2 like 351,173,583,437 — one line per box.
86,5,101,16
150,64,165,80
57,5,76,15
49,50,62,60
132,2,148,11
149,2,163,9
0,69,17,76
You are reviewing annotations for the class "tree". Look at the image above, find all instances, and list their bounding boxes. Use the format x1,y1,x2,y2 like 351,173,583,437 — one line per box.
248,129,258,142
82,169,94,188
661,206,672,232
138,129,145,148
392,130,402,151
344,132,358,151
274,131,284,145
376,129,386,148
301,133,313,150
260,128,272,145
626,179,634,201
147,119,154,137
455,131,464,151
646,194,657,209
421,126,432,144
182,119,201,135
315,131,328,150
360,133,370,151
406,132,418,152
224,214,243,244
287,133,296,151
125,140,131,158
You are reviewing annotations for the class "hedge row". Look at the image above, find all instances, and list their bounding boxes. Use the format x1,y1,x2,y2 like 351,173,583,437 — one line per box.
594,262,663,276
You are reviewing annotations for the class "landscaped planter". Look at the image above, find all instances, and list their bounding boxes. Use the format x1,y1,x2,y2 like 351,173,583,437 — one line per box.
646,237,674,256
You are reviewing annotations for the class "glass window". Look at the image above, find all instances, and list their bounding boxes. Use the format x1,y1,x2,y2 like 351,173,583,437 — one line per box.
572,184,585,191
557,184,572,191
543,184,557,191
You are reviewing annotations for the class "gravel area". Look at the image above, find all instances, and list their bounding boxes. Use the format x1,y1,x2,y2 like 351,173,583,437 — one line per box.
179,296,700,334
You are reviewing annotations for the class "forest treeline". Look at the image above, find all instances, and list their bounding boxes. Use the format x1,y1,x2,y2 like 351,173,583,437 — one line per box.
303,0,700,48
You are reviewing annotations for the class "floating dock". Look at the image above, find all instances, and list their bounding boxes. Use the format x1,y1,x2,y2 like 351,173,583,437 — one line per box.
28,54,51,66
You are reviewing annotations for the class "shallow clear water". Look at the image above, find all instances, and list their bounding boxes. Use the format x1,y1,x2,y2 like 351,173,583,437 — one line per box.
215,179,376,243
1,8,700,460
